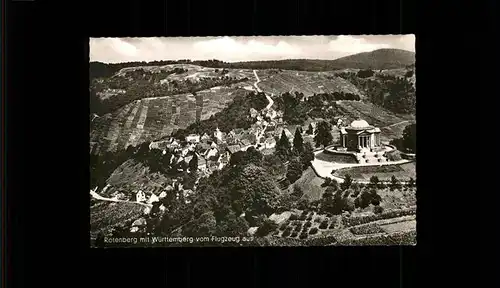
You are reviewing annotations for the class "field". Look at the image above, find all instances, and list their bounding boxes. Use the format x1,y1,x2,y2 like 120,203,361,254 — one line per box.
333,161,416,182
268,207,416,245
90,201,145,239
257,70,364,97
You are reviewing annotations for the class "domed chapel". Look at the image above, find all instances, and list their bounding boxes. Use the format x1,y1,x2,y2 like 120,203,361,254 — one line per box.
339,119,382,152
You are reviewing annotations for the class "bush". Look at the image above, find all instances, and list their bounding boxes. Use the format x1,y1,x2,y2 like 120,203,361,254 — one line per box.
373,206,384,214
306,215,313,221
299,214,307,221
289,214,298,221
344,198,356,212
290,231,298,238
319,221,328,229
309,227,319,235
304,221,312,228
328,222,336,229
282,228,292,237
340,174,353,191
321,178,332,187
344,188,354,198
279,223,289,231
314,217,322,223
299,232,308,239
255,219,279,237
349,223,385,235
371,198,381,206
301,210,308,216
351,189,360,198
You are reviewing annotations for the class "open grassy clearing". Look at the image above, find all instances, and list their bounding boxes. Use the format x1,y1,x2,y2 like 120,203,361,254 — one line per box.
290,167,327,201
333,161,416,182
380,219,416,234
314,151,357,164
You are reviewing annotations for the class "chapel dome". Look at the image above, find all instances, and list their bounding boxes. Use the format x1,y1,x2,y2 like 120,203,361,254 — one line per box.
350,119,370,128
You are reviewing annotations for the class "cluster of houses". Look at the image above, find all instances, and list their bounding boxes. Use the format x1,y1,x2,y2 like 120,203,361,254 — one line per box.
147,103,335,179
148,120,306,177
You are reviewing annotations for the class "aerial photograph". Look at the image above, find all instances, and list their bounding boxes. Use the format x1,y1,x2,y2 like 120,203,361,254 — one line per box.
90,35,416,247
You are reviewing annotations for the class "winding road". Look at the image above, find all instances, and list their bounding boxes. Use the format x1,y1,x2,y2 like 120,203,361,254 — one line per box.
252,70,278,146
253,70,275,114
90,187,152,208
383,120,412,129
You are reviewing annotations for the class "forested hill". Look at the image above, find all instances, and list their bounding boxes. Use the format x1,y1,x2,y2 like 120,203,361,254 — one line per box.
90,49,415,80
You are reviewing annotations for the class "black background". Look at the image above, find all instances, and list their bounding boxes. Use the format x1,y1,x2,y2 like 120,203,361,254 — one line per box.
5,0,486,287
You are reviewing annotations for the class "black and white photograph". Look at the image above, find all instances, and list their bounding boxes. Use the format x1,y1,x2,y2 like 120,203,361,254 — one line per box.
89,35,416,247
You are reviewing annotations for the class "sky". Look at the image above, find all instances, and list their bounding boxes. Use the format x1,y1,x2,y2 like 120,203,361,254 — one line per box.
90,35,415,63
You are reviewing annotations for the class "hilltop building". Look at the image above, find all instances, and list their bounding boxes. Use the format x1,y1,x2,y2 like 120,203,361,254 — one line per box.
339,119,382,152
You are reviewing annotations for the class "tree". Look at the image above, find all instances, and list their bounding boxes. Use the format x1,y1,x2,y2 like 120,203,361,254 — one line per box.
183,212,217,237
297,195,309,210
323,186,336,199
369,176,380,189
369,188,382,205
215,212,249,236
408,177,416,188
390,175,401,191
306,123,314,135
300,142,314,169
313,121,333,148
227,164,281,216
291,184,304,198
243,146,263,166
373,205,384,214
340,174,353,191
255,219,279,237
189,153,198,171
262,154,286,178
293,128,304,155
357,189,372,209
402,124,416,153
286,158,303,184
276,130,292,161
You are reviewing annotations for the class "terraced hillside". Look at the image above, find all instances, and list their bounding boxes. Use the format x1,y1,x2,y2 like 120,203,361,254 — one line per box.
90,63,415,155
256,70,363,97
90,85,250,154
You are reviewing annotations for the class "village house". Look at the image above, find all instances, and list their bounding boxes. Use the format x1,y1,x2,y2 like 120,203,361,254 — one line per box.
226,144,242,155
264,137,277,149
250,108,259,118
197,155,207,171
186,134,201,143
196,142,212,155
205,146,219,162
213,127,224,143
217,151,230,169
201,133,211,142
